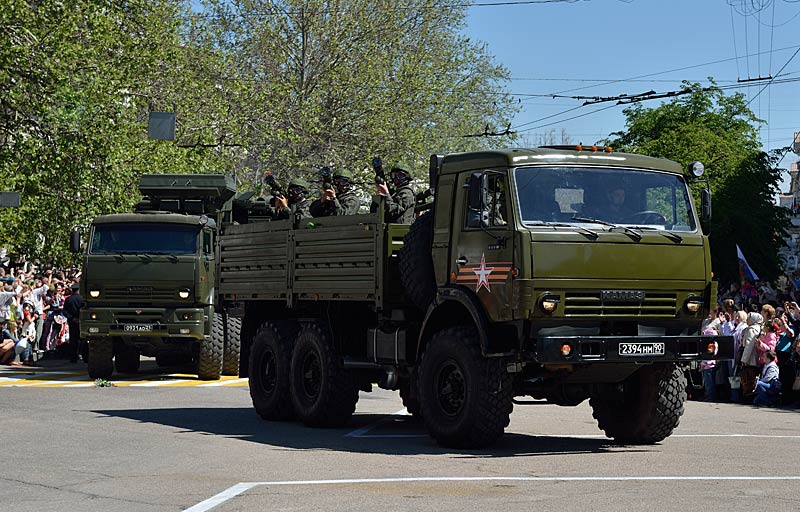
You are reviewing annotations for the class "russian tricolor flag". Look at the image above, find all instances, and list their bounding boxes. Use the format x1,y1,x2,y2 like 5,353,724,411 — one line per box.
736,244,759,282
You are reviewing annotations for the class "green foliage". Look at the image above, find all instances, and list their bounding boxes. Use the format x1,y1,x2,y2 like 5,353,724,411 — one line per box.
196,0,518,189
0,0,516,262
606,83,790,282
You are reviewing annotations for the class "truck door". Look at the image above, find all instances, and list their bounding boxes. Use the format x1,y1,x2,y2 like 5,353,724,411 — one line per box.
200,228,214,305
450,170,515,322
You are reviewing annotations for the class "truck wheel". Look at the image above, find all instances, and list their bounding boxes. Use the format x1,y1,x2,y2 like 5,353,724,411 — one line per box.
289,323,358,427
399,371,422,417
398,211,436,311
114,345,140,374
87,338,113,379
249,322,296,421
590,363,687,444
222,316,242,376
197,312,224,380
417,326,513,448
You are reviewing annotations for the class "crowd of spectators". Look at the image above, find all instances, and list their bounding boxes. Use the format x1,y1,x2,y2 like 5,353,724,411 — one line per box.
0,263,84,366
701,274,800,407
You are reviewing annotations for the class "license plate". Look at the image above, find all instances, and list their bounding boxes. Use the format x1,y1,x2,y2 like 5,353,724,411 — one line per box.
123,324,153,332
619,342,665,356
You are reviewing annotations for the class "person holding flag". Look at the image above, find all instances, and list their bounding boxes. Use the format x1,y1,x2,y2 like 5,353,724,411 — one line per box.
736,245,760,307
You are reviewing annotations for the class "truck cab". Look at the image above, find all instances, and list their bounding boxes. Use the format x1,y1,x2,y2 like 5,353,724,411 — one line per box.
76,174,237,380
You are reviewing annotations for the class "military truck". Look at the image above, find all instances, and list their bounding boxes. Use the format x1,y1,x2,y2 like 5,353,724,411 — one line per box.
219,147,733,448
73,174,241,380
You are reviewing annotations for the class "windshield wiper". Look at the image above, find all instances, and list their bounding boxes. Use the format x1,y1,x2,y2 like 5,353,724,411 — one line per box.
113,253,126,262
136,253,153,262
524,221,599,240
628,225,683,243
570,216,642,242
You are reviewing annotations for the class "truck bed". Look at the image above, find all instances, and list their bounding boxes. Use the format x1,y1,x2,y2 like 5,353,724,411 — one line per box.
219,213,409,307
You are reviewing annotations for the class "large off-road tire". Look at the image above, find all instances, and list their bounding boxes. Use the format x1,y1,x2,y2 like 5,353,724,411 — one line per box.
418,326,513,448
114,344,140,374
87,338,113,379
590,363,687,444
398,211,436,311
249,321,296,421
222,316,242,376
399,370,422,417
289,323,358,427
197,312,224,380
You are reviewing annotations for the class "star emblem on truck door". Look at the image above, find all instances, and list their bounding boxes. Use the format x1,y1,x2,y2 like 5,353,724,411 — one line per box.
473,253,494,292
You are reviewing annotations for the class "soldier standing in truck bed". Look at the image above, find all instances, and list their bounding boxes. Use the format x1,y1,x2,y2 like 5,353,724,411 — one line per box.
273,178,312,221
375,164,415,224
310,169,361,217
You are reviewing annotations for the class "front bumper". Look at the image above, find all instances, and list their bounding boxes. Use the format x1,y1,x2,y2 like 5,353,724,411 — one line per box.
534,335,734,364
80,306,210,341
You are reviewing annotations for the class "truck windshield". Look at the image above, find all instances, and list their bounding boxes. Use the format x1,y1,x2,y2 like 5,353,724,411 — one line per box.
514,166,697,231
90,224,200,255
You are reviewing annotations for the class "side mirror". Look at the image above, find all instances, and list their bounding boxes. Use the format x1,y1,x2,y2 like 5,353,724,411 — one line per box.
700,188,712,233
468,172,487,211
428,154,443,196
69,229,82,254
467,172,489,227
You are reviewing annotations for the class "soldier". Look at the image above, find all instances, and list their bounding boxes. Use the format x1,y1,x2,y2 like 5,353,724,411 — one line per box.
273,178,312,221
310,169,361,217
375,164,415,224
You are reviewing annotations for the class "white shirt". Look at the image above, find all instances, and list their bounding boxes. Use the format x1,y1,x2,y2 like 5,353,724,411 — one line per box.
30,284,48,314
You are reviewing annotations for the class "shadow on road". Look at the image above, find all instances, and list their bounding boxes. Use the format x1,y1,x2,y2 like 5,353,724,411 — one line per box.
91,406,650,457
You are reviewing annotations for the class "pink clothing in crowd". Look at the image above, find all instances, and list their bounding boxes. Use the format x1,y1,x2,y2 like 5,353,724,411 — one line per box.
757,331,778,365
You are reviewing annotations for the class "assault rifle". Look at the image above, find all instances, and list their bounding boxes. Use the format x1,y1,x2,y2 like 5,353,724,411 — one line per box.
372,157,385,185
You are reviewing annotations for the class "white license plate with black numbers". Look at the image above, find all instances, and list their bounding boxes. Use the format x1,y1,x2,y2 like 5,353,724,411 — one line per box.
123,324,153,332
619,342,665,356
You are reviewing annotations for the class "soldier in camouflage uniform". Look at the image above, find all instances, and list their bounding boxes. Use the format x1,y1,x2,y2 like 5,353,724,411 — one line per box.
375,164,415,224
310,169,361,217
273,178,313,221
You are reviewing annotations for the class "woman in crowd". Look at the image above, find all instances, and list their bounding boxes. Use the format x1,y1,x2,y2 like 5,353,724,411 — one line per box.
757,318,781,366
740,312,764,402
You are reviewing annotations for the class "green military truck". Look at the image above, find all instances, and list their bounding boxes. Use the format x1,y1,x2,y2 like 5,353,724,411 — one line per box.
73,174,242,380
219,147,733,448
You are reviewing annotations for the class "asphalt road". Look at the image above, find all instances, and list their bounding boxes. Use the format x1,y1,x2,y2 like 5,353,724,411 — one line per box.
1,364,799,512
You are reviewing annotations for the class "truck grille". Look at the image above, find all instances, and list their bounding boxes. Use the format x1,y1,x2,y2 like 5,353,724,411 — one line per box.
564,292,677,317
103,287,176,301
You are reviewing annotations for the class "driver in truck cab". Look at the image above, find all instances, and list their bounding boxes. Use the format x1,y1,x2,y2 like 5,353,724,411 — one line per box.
586,184,632,222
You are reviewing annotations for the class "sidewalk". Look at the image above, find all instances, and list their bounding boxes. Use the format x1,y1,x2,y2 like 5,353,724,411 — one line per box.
0,355,88,374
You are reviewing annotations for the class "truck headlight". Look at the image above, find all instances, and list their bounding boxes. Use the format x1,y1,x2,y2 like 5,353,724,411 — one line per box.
89,290,100,298
179,288,191,299
685,297,703,313
539,294,561,314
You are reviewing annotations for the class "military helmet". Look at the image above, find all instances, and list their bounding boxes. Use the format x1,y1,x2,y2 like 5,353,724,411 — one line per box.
390,163,412,186
333,169,353,180
390,163,412,175
288,178,310,190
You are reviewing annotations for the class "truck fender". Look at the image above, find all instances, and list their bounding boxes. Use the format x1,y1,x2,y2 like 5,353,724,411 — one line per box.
415,286,490,361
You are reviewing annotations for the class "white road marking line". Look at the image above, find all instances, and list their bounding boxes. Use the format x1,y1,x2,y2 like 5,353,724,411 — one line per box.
185,476,800,512
11,375,95,387
344,408,409,438
198,378,247,387
184,483,259,512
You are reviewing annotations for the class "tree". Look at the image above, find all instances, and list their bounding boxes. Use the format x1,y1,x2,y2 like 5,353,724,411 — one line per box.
0,1,239,262
197,0,518,190
0,0,516,261
606,83,790,283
